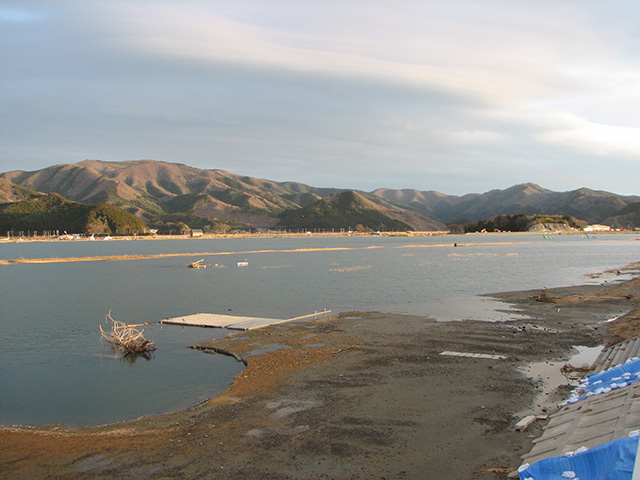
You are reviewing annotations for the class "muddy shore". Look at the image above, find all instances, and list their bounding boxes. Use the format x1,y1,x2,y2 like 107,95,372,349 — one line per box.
2,276,639,480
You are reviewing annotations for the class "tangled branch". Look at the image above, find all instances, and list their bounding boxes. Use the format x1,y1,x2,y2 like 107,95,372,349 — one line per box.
100,311,156,355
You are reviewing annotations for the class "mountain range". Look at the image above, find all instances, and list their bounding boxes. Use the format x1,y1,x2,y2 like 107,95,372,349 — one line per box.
1,159,639,231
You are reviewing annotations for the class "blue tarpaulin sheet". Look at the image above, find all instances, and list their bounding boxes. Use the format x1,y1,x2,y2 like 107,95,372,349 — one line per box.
519,435,638,480
562,358,640,406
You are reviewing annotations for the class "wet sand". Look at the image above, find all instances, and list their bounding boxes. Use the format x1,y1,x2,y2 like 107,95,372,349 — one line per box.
1,275,639,479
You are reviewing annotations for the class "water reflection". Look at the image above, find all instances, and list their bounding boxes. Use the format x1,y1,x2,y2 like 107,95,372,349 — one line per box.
120,349,155,365
519,345,605,415
100,344,155,365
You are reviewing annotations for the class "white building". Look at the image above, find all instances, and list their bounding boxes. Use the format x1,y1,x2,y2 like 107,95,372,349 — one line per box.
583,224,612,232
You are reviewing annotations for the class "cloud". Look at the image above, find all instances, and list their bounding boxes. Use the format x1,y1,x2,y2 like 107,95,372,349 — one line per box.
97,1,589,106
539,114,640,158
1,1,639,195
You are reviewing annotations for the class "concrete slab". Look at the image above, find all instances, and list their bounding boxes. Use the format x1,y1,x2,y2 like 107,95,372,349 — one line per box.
519,336,640,471
161,313,286,331
521,382,640,466
161,310,331,331
592,336,640,374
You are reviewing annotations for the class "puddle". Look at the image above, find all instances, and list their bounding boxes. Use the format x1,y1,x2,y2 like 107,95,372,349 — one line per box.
387,295,532,322
566,345,603,369
248,343,290,356
518,345,603,415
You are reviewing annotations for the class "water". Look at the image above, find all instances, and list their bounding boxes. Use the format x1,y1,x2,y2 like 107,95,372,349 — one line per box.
1,233,638,426
518,345,605,415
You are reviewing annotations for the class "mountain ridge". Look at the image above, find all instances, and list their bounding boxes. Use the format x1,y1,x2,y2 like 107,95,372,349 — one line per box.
1,160,638,231
277,190,444,232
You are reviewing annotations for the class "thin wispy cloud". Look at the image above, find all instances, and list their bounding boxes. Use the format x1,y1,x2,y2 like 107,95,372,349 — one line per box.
1,1,638,194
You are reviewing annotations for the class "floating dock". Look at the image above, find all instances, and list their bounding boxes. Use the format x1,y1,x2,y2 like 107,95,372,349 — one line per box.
160,310,331,331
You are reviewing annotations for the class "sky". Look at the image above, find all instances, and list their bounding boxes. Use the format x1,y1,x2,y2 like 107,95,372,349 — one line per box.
1,1,639,195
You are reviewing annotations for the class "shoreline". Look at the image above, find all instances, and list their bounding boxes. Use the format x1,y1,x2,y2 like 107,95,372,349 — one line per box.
1,229,637,245
2,275,639,479
1,232,637,266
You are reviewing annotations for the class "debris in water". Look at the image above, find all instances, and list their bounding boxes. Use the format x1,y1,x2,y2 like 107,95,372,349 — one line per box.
188,259,211,268
100,311,156,356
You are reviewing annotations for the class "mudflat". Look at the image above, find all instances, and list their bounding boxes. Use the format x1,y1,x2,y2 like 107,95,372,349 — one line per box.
2,275,639,480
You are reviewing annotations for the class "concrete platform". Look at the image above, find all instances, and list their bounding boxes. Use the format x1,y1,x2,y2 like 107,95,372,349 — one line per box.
161,310,331,331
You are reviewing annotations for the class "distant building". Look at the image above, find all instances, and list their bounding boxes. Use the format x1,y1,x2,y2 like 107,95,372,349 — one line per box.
190,229,204,237
583,224,612,232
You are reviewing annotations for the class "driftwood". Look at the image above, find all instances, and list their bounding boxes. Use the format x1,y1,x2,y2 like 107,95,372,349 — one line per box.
190,345,247,366
100,311,156,355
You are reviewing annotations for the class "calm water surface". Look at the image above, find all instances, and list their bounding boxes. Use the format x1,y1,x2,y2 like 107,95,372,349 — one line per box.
1,234,638,426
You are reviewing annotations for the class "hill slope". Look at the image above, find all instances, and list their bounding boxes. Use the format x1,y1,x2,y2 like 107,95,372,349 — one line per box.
0,193,148,234
0,178,41,203
606,203,640,230
277,190,423,231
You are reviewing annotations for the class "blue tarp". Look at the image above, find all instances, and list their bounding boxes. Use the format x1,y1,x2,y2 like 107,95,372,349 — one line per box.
519,435,638,480
562,357,640,406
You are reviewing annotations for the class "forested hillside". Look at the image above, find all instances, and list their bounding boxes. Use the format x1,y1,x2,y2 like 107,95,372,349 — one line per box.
0,193,148,235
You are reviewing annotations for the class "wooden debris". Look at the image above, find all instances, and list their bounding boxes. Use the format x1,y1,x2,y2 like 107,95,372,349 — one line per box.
100,311,156,355
188,259,223,268
188,259,211,268
515,414,548,431
515,415,537,431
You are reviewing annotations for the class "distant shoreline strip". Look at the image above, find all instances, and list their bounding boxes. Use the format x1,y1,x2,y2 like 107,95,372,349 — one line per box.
1,242,525,265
